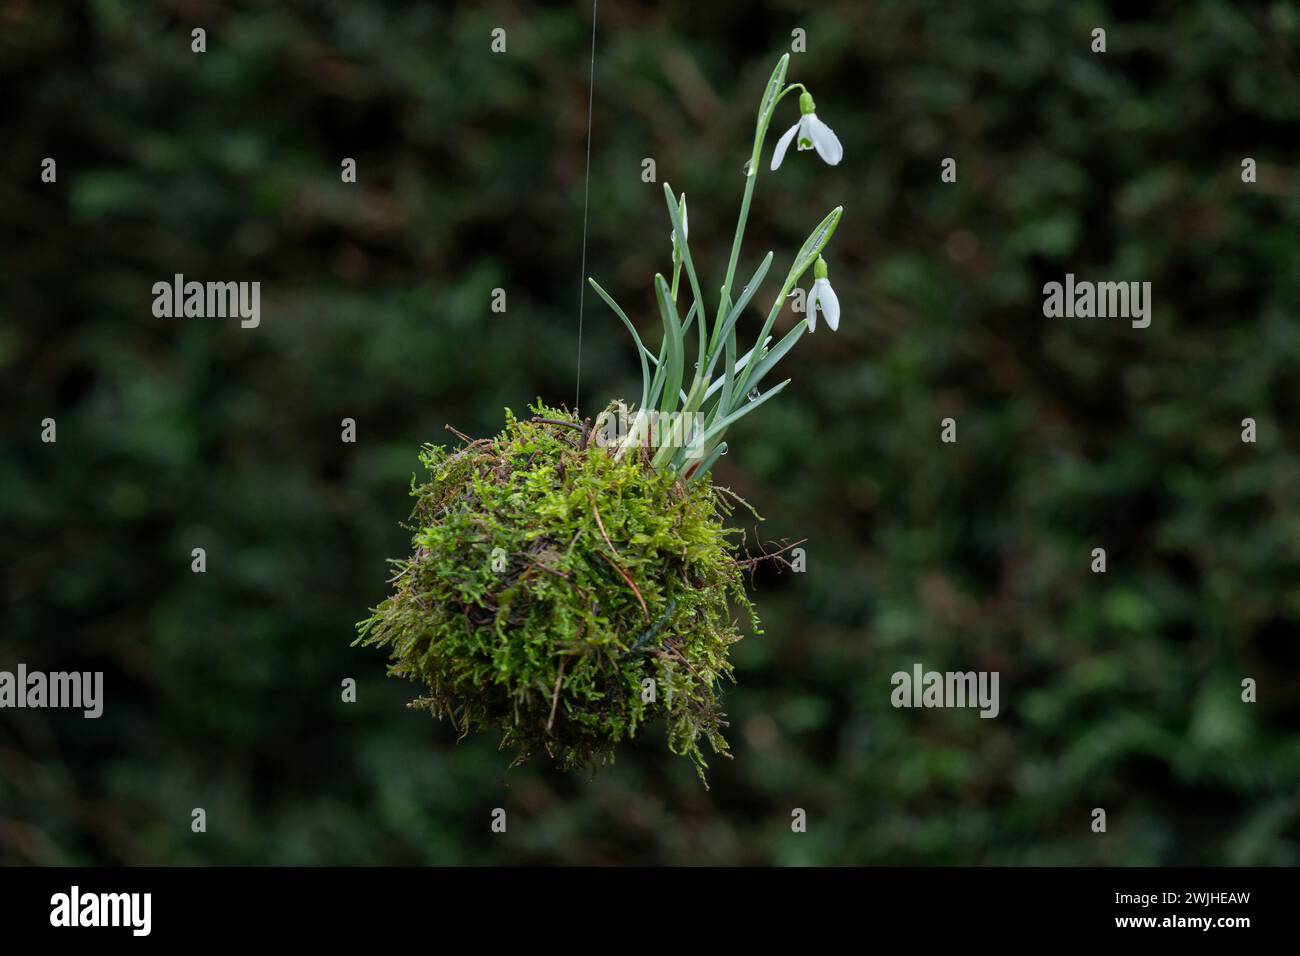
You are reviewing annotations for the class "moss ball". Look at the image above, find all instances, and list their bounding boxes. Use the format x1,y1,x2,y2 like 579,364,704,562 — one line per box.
356,403,758,782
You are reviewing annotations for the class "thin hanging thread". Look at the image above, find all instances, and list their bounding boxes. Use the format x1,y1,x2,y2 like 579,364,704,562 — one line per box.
574,0,598,413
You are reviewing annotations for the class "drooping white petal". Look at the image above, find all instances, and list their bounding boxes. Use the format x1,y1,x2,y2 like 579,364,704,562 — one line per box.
805,285,819,332
814,277,840,331
797,114,816,151
770,120,800,171
807,115,843,165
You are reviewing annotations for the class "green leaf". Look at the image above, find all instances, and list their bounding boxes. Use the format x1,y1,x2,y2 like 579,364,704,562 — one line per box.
641,301,695,424
694,378,790,451
653,274,685,414
588,277,651,412
644,301,696,369
705,251,773,380
740,322,805,400
686,441,728,481
706,337,770,401
663,184,708,377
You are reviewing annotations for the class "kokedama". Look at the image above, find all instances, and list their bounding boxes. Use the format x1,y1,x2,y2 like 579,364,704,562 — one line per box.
356,55,844,783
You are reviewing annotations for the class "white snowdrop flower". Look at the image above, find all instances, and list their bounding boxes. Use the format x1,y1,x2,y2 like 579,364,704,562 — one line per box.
771,91,843,171
806,256,840,332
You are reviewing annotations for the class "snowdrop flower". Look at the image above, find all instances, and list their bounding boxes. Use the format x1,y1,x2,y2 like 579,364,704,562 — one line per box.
771,92,843,171
806,256,840,332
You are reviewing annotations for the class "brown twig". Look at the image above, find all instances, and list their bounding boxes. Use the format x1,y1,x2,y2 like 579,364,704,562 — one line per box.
738,535,809,572
522,554,592,603
588,490,619,556
529,416,584,433
444,423,473,444
587,491,649,620
524,557,570,581
657,642,705,684
598,550,650,622
547,657,568,733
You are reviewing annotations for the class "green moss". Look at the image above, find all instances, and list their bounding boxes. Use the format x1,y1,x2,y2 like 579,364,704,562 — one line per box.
356,402,759,783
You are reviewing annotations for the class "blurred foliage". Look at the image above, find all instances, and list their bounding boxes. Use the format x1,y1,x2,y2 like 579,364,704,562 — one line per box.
2,0,1299,865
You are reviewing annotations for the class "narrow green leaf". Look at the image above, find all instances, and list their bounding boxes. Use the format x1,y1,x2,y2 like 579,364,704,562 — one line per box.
705,251,772,380
739,322,805,401
644,301,695,370
694,378,790,451
719,321,737,431
687,441,728,481
588,277,650,412
705,337,770,401
662,184,708,388
653,274,685,414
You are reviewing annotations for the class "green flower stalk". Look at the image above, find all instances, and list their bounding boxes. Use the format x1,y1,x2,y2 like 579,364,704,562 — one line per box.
588,53,845,477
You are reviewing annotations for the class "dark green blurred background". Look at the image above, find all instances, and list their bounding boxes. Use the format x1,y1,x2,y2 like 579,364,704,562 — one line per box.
3,0,1299,865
